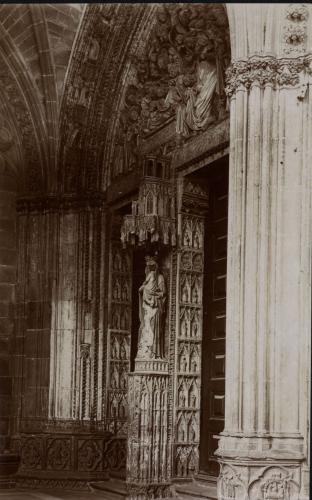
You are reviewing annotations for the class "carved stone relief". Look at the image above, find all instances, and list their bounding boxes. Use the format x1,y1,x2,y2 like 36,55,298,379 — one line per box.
20,438,42,470
47,439,71,471
111,4,230,180
217,463,301,500
77,439,102,472
249,467,300,500
104,438,127,473
218,464,247,500
14,433,113,486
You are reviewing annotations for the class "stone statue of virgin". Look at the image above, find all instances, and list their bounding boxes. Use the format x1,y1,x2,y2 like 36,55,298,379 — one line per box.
136,255,166,360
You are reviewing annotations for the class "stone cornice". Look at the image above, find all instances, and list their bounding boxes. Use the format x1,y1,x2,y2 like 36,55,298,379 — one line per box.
226,54,312,97
16,192,106,214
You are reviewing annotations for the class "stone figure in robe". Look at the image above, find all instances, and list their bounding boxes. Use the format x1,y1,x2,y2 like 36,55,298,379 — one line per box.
165,45,219,138
136,256,166,360
185,48,218,132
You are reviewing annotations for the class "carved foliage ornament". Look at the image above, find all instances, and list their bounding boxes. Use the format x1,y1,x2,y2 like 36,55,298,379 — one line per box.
283,4,308,55
226,55,312,97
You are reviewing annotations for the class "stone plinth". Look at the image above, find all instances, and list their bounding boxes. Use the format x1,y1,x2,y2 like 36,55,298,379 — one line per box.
126,361,173,500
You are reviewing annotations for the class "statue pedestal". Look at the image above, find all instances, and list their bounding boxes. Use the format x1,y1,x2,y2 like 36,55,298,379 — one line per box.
126,360,173,500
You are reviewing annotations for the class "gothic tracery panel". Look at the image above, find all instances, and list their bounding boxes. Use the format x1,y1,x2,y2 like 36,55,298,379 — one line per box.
174,211,205,478
106,240,132,435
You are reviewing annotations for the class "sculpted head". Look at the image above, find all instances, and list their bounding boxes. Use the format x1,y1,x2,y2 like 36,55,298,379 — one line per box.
145,255,159,273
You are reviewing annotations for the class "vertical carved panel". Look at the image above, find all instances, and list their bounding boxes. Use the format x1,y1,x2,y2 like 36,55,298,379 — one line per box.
127,369,172,499
174,212,205,478
106,239,132,435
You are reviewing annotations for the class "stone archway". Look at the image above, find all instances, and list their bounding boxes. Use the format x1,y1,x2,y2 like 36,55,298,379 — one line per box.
5,3,310,500
52,3,232,496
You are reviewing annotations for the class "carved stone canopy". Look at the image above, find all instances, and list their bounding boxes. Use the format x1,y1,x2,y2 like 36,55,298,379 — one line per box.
120,155,176,248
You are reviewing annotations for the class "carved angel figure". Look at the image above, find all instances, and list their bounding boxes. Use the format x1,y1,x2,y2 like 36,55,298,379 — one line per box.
136,255,166,360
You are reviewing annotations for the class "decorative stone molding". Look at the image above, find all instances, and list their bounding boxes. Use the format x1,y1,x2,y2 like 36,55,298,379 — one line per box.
225,55,312,97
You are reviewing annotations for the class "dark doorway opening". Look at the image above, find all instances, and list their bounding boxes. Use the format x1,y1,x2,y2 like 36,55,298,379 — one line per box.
197,156,229,477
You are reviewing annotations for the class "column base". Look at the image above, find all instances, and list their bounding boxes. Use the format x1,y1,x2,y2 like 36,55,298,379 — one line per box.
216,435,306,500
0,452,20,489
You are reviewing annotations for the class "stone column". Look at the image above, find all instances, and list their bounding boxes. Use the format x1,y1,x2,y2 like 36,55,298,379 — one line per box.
0,164,19,486
216,4,311,500
48,195,106,423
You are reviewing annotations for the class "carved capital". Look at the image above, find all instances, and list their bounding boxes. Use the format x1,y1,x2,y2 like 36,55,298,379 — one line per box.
225,55,312,97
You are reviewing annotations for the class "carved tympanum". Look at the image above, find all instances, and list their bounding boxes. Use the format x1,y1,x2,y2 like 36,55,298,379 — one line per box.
113,4,229,177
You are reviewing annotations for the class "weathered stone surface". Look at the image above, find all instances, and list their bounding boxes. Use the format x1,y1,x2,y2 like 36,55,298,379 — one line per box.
0,4,310,499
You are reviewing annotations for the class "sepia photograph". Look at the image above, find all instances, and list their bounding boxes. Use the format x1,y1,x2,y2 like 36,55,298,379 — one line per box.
0,3,310,500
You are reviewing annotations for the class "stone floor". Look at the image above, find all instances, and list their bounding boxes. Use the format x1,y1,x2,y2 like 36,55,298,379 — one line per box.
0,490,110,500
